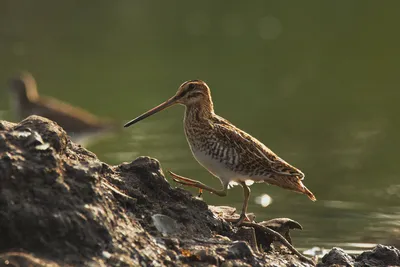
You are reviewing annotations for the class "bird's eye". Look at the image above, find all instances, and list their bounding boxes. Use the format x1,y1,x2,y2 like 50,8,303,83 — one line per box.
188,91,202,98
188,83,196,90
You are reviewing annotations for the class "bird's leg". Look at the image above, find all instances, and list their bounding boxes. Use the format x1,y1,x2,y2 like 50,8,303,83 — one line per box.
168,171,228,197
169,171,251,225
223,182,252,225
236,182,251,225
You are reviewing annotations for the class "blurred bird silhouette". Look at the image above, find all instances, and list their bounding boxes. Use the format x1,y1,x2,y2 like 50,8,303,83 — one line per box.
6,72,116,139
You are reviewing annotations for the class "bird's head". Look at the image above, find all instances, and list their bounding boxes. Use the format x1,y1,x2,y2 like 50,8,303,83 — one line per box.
7,72,39,102
174,80,211,106
124,80,212,127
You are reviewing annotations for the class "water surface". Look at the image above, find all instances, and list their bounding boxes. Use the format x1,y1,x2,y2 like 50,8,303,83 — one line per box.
1,1,399,251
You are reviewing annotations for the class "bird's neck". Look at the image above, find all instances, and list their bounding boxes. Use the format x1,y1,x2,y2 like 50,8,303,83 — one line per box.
184,98,214,123
11,82,39,106
10,89,33,116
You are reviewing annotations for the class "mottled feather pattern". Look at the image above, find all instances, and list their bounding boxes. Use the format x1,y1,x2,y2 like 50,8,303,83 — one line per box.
183,101,316,201
186,110,302,178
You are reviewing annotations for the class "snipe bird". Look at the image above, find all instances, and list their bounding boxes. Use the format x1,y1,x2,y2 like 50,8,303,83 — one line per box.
7,72,115,135
124,80,316,224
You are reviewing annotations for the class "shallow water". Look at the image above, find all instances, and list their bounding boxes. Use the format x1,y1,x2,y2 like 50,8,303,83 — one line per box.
1,1,399,251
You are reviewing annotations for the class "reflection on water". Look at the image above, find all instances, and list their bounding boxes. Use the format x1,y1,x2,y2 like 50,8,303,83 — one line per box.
1,0,400,252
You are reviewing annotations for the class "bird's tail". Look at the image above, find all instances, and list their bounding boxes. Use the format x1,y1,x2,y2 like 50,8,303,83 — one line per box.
263,175,317,201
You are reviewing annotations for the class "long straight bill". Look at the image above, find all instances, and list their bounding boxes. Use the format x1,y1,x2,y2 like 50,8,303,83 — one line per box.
124,97,177,127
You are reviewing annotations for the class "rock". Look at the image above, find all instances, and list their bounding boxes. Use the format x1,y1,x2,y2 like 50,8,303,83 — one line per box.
0,116,231,266
319,247,355,266
355,244,400,266
232,227,259,252
227,241,255,260
151,214,179,235
318,245,400,267
2,116,393,267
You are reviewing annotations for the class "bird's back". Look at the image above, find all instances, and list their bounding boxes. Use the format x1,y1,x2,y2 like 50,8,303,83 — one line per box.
28,97,115,134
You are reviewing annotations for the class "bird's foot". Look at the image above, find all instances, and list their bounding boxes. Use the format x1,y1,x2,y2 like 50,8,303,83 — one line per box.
197,189,203,198
236,213,252,226
168,171,203,197
225,213,252,226
169,171,198,186
168,171,228,198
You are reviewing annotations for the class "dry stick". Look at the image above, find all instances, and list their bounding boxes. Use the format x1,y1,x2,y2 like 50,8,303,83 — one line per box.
239,222,316,266
101,180,136,201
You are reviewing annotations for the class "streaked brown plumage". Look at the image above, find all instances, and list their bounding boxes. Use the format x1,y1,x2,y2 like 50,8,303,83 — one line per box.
124,80,316,224
7,72,114,134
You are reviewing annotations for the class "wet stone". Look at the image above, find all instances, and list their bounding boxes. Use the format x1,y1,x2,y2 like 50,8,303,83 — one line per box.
152,214,179,236
319,247,355,266
227,241,255,260
355,244,400,266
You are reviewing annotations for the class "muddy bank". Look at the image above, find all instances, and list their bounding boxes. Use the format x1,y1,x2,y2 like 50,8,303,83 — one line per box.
0,116,398,267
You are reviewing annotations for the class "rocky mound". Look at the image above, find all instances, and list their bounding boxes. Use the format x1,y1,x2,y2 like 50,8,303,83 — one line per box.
0,116,398,267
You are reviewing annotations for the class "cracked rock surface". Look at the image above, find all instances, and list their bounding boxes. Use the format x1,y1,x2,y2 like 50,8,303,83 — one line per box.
0,116,398,267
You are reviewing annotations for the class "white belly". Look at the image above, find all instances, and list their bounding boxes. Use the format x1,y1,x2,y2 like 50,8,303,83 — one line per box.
191,148,249,186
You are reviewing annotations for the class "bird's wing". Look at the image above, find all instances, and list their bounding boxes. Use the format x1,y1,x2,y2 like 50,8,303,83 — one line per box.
210,115,304,178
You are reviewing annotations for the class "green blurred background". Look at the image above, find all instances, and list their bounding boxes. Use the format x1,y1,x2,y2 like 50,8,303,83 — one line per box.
1,1,399,252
